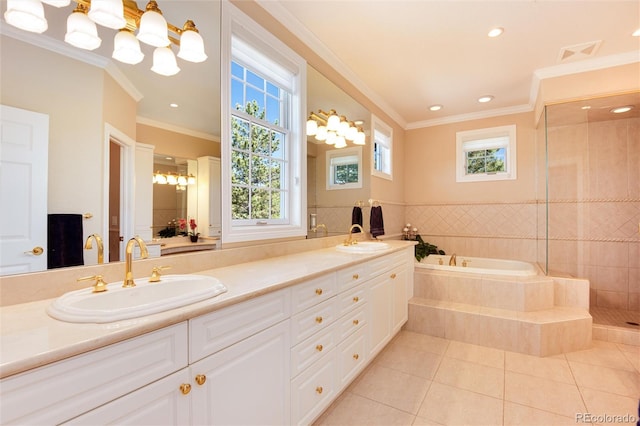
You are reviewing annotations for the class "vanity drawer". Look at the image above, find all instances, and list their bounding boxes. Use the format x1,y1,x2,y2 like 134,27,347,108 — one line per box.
0,323,188,426
336,263,368,291
291,348,337,426
189,288,290,362
291,273,336,314
367,251,406,277
337,304,367,342
337,281,367,316
290,323,338,378
291,297,338,345
337,327,367,388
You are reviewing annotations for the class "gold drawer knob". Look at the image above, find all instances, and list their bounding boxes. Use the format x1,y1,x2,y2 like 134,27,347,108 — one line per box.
315,288,323,295
180,383,191,395
316,344,323,352
316,386,323,394
352,296,359,303
353,319,359,326
352,274,359,280
353,354,360,360
195,374,206,386
315,316,323,324
390,273,397,279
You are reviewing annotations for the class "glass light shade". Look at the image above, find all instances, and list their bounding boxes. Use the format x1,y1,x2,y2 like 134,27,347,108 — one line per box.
346,125,358,141
338,119,349,136
325,131,337,145
155,174,167,184
354,129,366,145
137,6,170,47
306,119,318,136
326,111,340,131
187,175,196,185
112,29,144,64
177,175,188,186
41,0,71,6
4,0,48,33
88,0,125,30
334,136,347,149
166,174,177,185
65,9,102,51
178,29,208,63
151,46,180,76
314,126,327,141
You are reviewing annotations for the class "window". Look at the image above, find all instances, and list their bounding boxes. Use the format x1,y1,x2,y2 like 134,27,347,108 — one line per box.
456,125,517,182
326,147,362,190
221,2,306,243
371,115,392,180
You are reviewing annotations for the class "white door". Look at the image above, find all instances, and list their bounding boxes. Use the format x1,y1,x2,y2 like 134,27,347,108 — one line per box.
0,105,48,276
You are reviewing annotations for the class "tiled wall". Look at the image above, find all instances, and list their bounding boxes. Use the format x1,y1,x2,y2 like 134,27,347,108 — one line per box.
312,202,406,240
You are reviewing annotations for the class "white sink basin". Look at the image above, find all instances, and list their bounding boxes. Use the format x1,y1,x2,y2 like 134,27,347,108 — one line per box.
47,274,227,323
335,241,391,253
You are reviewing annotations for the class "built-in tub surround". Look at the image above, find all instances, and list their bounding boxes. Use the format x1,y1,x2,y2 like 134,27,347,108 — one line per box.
406,258,592,356
417,254,538,277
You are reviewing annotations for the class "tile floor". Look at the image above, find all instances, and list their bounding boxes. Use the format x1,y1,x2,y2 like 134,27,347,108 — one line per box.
314,331,640,425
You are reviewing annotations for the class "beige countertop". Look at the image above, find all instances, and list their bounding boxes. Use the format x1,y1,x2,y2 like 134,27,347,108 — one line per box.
0,241,414,379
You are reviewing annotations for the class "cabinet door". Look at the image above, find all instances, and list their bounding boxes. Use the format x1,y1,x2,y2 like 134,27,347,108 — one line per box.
191,321,290,426
63,369,191,425
368,274,392,357
391,267,408,333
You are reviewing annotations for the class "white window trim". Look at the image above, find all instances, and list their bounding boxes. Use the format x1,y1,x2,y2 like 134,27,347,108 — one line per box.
455,124,517,183
371,114,393,180
221,2,307,244
326,146,363,190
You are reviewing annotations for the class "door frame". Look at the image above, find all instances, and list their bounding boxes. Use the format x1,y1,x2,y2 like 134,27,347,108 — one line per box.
102,124,135,262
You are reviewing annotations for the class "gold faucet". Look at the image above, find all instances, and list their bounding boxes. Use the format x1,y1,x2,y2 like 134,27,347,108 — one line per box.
84,234,104,264
344,224,364,245
449,253,457,266
311,223,328,237
123,236,148,288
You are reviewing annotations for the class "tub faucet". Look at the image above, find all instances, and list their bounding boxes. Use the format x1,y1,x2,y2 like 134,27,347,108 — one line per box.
344,224,364,245
84,233,104,264
449,253,457,266
311,223,328,237
123,236,148,288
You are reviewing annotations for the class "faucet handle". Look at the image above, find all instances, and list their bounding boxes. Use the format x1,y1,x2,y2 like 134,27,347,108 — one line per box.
78,275,108,293
149,266,172,282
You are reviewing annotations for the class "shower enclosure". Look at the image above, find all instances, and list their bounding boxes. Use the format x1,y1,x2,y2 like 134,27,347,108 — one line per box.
539,92,640,330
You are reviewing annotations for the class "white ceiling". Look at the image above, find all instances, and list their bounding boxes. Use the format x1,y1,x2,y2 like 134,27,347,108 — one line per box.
264,0,640,128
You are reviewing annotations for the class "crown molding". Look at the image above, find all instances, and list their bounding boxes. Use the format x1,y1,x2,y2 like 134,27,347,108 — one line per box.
406,104,534,129
136,116,220,142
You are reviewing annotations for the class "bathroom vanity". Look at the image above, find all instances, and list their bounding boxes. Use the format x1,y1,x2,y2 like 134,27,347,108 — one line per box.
0,242,414,425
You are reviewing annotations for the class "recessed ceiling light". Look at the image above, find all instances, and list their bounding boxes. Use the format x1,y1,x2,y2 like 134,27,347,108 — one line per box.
429,104,443,111
488,27,504,38
170,103,179,108
478,95,494,103
610,105,633,114
633,28,640,37
581,106,591,110
354,120,364,126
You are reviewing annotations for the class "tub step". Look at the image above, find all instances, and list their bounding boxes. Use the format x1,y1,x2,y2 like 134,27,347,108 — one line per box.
405,297,592,356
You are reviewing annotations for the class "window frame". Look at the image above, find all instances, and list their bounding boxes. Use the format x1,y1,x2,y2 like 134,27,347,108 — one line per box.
455,124,517,183
221,2,307,243
326,146,363,190
371,114,393,180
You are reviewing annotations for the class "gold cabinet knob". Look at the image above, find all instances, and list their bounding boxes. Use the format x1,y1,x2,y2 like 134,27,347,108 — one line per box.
390,273,397,279
316,344,323,352
353,354,360,360
315,316,323,324
353,319,359,326
24,246,44,256
352,274,359,280
180,383,191,395
352,296,359,303
316,386,323,394
315,288,323,296
195,374,206,386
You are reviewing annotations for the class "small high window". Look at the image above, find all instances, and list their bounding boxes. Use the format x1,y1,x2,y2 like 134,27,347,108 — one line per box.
371,115,393,180
326,147,362,190
456,125,516,182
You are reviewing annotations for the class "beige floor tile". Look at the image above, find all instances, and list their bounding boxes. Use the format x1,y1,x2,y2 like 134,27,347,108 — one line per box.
580,387,640,421
417,382,503,426
565,344,636,371
433,356,504,399
392,330,450,355
349,364,432,415
375,343,443,379
617,343,640,373
313,392,416,426
503,401,578,425
504,371,586,418
444,340,505,369
505,351,575,384
569,361,640,398
412,416,445,426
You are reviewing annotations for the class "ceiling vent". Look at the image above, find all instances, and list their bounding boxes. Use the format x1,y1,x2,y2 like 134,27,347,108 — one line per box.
558,40,602,62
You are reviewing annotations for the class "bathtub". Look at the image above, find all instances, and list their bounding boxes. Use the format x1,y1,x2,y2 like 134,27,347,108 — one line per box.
415,255,539,277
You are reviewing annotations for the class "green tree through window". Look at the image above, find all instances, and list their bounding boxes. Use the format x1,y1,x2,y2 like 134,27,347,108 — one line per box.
465,148,505,175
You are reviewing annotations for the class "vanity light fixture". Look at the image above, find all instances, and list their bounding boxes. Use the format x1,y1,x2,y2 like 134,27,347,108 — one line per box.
478,95,494,103
306,109,366,148
153,171,196,186
610,105,633,114
3,0,208,76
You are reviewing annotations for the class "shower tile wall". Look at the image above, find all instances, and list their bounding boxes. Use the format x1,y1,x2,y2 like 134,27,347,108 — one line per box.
547,117,639,311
